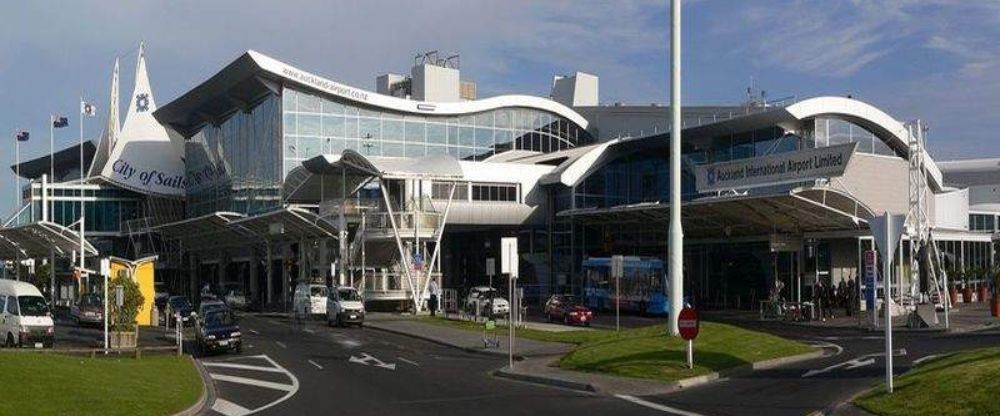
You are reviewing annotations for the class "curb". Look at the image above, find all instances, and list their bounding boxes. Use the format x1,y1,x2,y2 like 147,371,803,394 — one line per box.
174,356,216,416
493,348,827,395
366,323,529,360
493,367,596,392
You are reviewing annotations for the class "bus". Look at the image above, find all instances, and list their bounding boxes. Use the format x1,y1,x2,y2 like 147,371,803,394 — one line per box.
582,256,669,316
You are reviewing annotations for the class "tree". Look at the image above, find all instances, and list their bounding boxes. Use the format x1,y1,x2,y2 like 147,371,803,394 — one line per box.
110,270,145,333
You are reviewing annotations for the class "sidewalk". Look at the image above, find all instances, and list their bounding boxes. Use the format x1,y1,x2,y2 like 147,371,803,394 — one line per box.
366,314,573,358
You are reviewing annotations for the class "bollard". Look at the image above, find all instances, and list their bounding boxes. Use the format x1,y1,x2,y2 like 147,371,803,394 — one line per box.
176,313,182,356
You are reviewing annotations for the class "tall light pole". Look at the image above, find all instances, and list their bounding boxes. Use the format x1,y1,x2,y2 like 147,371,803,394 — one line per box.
667,0,684,336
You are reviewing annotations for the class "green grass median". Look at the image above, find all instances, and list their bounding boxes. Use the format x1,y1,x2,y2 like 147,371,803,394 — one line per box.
420,317,814,382
0,353,202,416
855,347,1000,416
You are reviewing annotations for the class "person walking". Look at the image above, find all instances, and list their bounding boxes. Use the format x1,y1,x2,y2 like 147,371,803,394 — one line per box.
428,277,441,317
814,280,826,322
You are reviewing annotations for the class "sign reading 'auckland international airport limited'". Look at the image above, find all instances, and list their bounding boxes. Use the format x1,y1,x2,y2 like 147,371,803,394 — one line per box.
695,142,857,193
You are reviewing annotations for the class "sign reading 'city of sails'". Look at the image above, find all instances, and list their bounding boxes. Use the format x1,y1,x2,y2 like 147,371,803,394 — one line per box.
695,142,858,193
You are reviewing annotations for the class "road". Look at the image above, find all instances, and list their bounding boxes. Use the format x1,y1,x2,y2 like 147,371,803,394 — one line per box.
630,320,1000,416
196,315,660,416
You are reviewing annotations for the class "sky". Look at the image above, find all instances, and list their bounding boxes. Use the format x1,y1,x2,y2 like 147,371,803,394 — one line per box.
1,0,998,216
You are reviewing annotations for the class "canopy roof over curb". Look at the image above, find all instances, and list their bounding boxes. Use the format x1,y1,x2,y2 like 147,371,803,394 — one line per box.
559,186,872,239
153,207,338,251
0,221,98,259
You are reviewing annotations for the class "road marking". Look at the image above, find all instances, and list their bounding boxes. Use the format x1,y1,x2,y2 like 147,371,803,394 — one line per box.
350,353,396,370
210,374,296,392
807,340,844,357
211,398,251,416
615,395,706,416
398,357,420,366
801,349,906,378
248,329,259,335
338,339,362,348
202,362,286,373
275,341,287,349
308,359,324,370
303,328,315,334
913,354,939,365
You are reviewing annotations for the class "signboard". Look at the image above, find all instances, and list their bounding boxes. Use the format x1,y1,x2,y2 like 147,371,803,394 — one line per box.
678,307,699,340
864,249,877,314
695,142,857,193
500,237,518,278
485,258,495,277
610,255,624,279
769,234,801,253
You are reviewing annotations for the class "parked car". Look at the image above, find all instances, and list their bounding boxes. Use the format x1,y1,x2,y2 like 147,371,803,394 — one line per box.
70,293,105,327
326,286,365,327
464,286,510,317
0,280,54,348
544,294,593,326
222,284,248,310
196,300,229,323
293,283,328,317
166,296,195,325
195,308,241,355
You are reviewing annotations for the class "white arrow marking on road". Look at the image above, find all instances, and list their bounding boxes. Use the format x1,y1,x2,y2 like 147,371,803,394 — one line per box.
801,349,906,378
807,340,844,357
615,394,706,416
349,353,396,370
308,359,324,370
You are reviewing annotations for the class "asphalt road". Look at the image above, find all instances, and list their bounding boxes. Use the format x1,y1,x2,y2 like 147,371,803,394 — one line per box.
196,315,661,416
633,320,1000,416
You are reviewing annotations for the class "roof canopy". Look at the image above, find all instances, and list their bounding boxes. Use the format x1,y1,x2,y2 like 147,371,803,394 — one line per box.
0,221,97,259
10,141,96,181
560,186,872,239
153,207,338,251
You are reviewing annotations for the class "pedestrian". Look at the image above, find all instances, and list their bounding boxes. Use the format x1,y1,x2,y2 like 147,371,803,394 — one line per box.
428,277,440,317
813,280,824,322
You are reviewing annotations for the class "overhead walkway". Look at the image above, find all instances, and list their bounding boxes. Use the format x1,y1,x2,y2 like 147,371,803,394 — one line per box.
0,221,98,259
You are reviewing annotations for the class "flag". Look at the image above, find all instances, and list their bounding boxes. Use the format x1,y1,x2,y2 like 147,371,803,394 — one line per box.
15,130,29,142
51,115,69,128
80,101,97,117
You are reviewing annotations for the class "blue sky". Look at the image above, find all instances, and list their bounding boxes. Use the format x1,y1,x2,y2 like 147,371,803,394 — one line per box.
1,0,998,216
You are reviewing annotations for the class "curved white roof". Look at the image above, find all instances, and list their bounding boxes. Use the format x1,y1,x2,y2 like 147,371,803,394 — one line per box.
248,51,590,129
540,96,943,190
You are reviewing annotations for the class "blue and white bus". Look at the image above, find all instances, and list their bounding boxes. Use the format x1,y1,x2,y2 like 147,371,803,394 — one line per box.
582,256,669,316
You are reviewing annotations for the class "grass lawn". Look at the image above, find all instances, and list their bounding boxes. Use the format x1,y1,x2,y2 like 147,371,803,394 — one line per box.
855,347,1000,416
420,317,814,382
0,353,202,416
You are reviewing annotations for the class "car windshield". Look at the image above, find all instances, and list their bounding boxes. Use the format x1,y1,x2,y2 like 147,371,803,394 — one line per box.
338,289,362,302
225,287,244,296
170,297,192,308
478,289,498,298
201,303,226,314
204,310,234,327
311,286,327,297
81,294,102,307
18,296,49,316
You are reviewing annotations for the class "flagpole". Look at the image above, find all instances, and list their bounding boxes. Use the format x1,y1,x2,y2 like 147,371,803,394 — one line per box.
50,116,54,182
80,97,84,183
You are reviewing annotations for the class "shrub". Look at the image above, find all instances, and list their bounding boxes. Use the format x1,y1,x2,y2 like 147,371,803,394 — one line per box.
110,270,145,332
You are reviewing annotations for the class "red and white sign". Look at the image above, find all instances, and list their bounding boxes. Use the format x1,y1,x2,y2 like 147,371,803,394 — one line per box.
678,307,699,340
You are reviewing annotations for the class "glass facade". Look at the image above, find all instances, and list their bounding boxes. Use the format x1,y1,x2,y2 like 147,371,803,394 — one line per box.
10,184,141,234
281,86,592,179
812,117,897,157
185,94,283,217
969,213,998,233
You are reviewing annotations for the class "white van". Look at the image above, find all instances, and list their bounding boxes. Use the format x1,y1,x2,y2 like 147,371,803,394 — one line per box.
293,283,327,317
326,286,365,327
0,280,55,348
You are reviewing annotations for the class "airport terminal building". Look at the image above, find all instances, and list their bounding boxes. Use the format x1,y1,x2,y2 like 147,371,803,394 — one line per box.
3,47,998,313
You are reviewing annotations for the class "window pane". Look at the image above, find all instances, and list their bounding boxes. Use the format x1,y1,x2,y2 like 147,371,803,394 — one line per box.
360,118,380,141
383,120,403,141
322,115,344,137
298,93,320,112
298,114,320,136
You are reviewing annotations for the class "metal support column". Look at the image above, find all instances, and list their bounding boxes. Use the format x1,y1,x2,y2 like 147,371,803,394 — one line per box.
265,241,273,307
667,0,684,336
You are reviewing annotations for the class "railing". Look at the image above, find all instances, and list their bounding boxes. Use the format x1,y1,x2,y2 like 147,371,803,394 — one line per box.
368,211,442,232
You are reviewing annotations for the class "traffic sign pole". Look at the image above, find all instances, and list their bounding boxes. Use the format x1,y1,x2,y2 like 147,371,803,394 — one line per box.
687,340,693,369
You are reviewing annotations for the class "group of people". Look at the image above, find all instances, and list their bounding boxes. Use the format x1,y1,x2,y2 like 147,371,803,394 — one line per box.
813,278,858,321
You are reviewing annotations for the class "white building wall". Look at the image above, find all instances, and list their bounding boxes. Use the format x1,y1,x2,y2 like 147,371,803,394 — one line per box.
551,72,598,107
411,64,460,102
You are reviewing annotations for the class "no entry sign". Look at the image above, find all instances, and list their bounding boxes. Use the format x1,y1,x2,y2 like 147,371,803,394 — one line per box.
678,307,699,340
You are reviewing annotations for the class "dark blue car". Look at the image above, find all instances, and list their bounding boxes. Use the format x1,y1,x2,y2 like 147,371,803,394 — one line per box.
167,296,195,326
195,309,241,355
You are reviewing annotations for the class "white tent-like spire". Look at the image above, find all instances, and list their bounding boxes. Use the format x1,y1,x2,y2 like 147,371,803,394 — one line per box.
87,57,120,179
99,42,185,197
